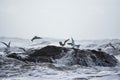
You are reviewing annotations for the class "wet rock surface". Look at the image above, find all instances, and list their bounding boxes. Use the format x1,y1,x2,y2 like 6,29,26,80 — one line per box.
73,78,88,80
25,46,68,63
6,45,118,67
76,49,118,67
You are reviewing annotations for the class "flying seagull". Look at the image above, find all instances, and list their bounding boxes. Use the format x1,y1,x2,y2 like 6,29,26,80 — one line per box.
59,39,69,47
1,41,11,54
31,36,42,42
104,42,116,50
1,41,11,48
67,37,80,49
19,47,26,52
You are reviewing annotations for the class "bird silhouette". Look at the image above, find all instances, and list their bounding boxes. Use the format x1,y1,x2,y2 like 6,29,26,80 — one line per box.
1,41,11,54
67,37,80,49
1,41,11,48
19,47,35,54
31,36,42,42
104,42,116,50
75,44,80,49
59,39,69,47
19,47,26,52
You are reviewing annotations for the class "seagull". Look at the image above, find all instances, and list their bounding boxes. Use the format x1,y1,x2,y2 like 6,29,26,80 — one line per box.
104,42,116,50
59,39,69,47
75,44,80,49
1,41,11,54
31,36,42,42
19,47,35,54
19,47,26,52
67,37,80,49
1,41,11,48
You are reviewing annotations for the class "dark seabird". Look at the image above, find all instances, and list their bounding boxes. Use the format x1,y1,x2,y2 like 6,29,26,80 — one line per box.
59,39,69,47
31,36,42,42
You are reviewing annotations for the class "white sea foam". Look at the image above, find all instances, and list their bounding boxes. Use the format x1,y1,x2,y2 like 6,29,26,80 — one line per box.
0,37,120,80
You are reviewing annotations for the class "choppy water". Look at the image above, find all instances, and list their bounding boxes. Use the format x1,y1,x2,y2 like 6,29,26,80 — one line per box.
0,37,120,80
1,60,120,80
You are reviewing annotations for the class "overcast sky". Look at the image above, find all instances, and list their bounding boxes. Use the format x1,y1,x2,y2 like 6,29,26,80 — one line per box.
0,0,120,40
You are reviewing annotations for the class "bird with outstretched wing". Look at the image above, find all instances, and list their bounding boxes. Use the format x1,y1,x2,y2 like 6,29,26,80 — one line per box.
19,47,26,52
1,41,11,54
31,36,42,42
59,39,69,47
1,41,11,48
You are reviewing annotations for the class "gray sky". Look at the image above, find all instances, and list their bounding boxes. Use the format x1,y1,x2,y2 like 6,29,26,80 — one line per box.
0,0,120,40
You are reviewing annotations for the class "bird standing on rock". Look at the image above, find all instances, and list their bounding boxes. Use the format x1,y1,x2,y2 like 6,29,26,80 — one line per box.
59,39,69,47
31,36,42,42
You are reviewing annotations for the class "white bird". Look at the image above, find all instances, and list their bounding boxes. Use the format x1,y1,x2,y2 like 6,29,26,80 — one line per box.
1,41,11,54
19,47,26,52
67,37,80,49
104,42,116,50
1,41,11,48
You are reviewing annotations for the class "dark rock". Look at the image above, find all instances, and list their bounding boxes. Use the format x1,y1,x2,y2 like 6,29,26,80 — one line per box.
6,46,118,67
76,49,118,67
26,46,68,62
29,46,66,58
6,53,27,62
7,53,22,60
73,78,88,80
26,56,52,63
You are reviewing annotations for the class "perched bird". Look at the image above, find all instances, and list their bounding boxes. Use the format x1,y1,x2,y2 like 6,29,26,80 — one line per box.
105,42,116,50
59,39,69,47
1,41,11,54
31,36,42,42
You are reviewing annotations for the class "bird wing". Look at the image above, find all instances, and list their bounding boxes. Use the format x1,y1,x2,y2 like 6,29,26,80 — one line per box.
75,44,80,48
31,36,36,41
1,41,9,47
104,43,110,48
71,37,75,44
64,39,69,44
111,46,116,50
8,41,11,47
59,41,62,44
67,43,73,46
109,43,116,50
37,37,42,39
19,47,26,52
31,36,42,42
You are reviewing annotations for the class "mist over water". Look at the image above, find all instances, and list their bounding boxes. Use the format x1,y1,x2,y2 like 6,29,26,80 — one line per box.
0,1,120,80
0,0,120,40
